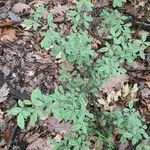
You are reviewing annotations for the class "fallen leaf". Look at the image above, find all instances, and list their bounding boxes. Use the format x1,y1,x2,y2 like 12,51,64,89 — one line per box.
53,134,63,142
7,12,21,23
146,82,150,88
132,61,146,70
26,138,52,150
98,98,114,111
0,27,16,42
0,84,9,103
51,4,74,23
0,19,13,27
92,39,102,50
12,3,30,14
25,133,40,144
51,4,69,16
2,65,11,76
141,88,150,99
118,141,129,150
33,51,52,64
100,74,129,94
40,116,72,134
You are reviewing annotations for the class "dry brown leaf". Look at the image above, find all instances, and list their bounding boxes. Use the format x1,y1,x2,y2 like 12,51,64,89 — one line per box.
51,4,74,23
118,141,129,150
51,4,69,15
12,2,30,13
0,19,14,27
132,61,146,70
92,39,102,50
25,133,40,144
100,73,129,94
2,66,11,76
97,98,114,111
141,88,150,99
54,134,63,142
0,84,9,103
0,27,16,42
26,138,52,150
33,51,52,64
39,116,72,134
146,82,150,88
98,83,139,111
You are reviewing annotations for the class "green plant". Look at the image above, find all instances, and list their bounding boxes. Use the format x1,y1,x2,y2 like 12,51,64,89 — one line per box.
136,140,150,150
7,88,47,128
113,101,149,146
22,5,45,30
68,0,93,31
8,86,95,149
40,13,61,49
51,30,96,65
95,9,149,82
8,1,150,149
52,132,91,150
113,0,127,7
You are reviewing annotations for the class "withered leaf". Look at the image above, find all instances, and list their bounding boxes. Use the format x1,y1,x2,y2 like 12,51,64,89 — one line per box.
51,4,69,16
40,116,72,134
26,138,52,150
0,84,9,103
0,19,14,27
12,3,30,14
100,73,129,94
0,27,16,42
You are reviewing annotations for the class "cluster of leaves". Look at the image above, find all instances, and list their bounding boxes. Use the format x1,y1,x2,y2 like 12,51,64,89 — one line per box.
113,101,150,149
96,9,149,81
23,5,44,30
8,0,150,149
97,83,139,111
113,0,127,7
68,0,93,31
8,86,94,148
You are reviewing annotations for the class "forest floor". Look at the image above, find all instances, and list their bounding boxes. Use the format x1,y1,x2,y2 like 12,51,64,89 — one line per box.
0,0,150,150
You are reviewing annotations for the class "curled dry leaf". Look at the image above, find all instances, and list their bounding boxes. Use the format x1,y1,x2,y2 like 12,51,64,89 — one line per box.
39,116,72,134
0,84,9,103
146,82,150,88
132,61,146,70
33,51,52,64
0,27,16,42
51,4,69,16
26,138,52,150
12,3,30,14
97,83,138,111
100,73,129,94
0,19,14,27
51,4,74,23
141,88,150,99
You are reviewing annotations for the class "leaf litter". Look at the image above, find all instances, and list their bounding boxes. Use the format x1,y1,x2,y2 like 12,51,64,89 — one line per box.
0,0,150,149
0,84,9,103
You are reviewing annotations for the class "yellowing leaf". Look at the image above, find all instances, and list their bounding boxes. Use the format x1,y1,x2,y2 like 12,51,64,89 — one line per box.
123,84,129,97
107,91,115,103
130,84,138,99
146,82,150,88
114,90,121,101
